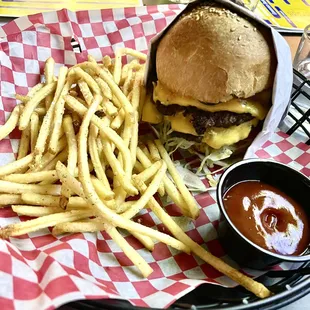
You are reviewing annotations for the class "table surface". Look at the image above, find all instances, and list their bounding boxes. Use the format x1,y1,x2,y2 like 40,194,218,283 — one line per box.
0,4,308,309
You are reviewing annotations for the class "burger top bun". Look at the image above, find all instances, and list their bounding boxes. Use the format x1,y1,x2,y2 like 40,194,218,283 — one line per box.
156,3,276,104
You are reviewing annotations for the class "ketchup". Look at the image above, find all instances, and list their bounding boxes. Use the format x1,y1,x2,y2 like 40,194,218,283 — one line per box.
223,181,310,255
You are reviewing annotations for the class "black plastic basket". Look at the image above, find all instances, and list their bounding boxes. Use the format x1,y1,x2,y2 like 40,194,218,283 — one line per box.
59,70,310,310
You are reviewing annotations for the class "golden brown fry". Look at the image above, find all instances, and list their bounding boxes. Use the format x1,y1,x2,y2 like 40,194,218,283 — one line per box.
135,180,271,299
27,83,44,98
48,77,74,154
0,105,21,141
12,205,63,217
53,66,69,104
77,79,93,106
95,77,113,100
34,107,46,116
137,147,188,213
113,49,123,85
0,153,34,177
155,140,200,219
130,111,139,166
111,108,125,130
2,170,58,184
21,192,62,207
52,220,103,234
131,72,143,111
44,57,55,109
91,176,114,202
19,82,56,130
30,112,39,152
0,180,60,195
0,210,92,238
62,115,78,197
87,54,97,63
0,194,23,206
32,135,67,172
17,125,30,160
15,94,29,103
122,161,166,219
135,160,162,184
77,107,188,252
80,62,133,118
64,95,134,188
104,223,153,277
73,67,100,95
88,124,112,194
147,140,161,163
41,147,68,171
102,55,112,68
34,67,67,163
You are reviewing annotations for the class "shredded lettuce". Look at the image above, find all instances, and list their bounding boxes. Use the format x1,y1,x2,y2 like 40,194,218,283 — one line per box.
174,161,206,192
153,121,237,188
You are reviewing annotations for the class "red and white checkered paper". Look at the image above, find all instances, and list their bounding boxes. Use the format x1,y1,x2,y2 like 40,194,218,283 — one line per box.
0,5,309,310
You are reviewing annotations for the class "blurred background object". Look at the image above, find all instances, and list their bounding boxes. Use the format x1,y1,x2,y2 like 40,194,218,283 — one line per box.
294,25,310,79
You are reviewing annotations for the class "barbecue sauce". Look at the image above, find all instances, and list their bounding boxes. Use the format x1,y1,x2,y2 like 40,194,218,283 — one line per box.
223,181,310,255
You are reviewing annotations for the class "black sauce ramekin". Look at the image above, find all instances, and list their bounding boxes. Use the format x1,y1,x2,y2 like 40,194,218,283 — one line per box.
216,158,310,270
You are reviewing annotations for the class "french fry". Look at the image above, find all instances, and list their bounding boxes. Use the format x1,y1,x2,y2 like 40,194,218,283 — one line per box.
88,124,113,195
147,140,161,162
19,82,57,130
34,107,47,116
52,220,103,234
73,67,100,95
32,135,67,172
17,124,30,160
155,140,200,219
0,194,23,206
0,153,34,177
0,210,92,238
122,161,166,219
77,106,189,252
130,111,139,166
102,55,112,68
137,147,188,212
135,160,162,184
87,54,97,63
101,97,118,118
77,79,93,106
44,57,55,109
113,49,123,85
135,180,271,299
131,72,143,111
91,176,114,202
64,95,135,190
41,147,68,171
0,105,21,141
12,205,63,217
48,77,74,154
3,170,58,184
21,193,62,208
0,180,60,195
30,112,40,152
53,66,69,104
34,67,68,164
95,77,113,100
111,108,125,130
80,62,134,119
62,115,78,197
27,83,44,98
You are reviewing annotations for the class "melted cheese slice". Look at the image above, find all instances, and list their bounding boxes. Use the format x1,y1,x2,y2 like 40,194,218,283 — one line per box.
142,95,163,124
166,112,258,149
153,82,269,120
202,119,259,149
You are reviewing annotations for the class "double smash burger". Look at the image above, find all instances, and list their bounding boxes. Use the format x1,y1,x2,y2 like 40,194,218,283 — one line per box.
142,2,276,160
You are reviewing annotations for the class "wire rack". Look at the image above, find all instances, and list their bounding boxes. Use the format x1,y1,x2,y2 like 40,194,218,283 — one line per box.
279,69,310,145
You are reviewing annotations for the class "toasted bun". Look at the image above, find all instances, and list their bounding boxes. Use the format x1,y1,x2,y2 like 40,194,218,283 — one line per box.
156,3,276,103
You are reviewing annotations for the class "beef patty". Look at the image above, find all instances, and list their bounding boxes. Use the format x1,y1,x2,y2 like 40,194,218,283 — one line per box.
155,101,253,135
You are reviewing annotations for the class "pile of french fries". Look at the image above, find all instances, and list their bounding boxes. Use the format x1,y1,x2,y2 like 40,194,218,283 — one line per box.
0,48,270,298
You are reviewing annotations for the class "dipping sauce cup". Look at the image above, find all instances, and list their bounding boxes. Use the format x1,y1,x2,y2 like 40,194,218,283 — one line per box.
216,159,310,270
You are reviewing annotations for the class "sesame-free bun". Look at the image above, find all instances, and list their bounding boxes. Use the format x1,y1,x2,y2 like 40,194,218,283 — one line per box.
156,3,276,103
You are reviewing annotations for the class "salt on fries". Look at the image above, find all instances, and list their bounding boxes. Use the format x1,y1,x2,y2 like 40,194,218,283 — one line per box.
0,49,271,298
